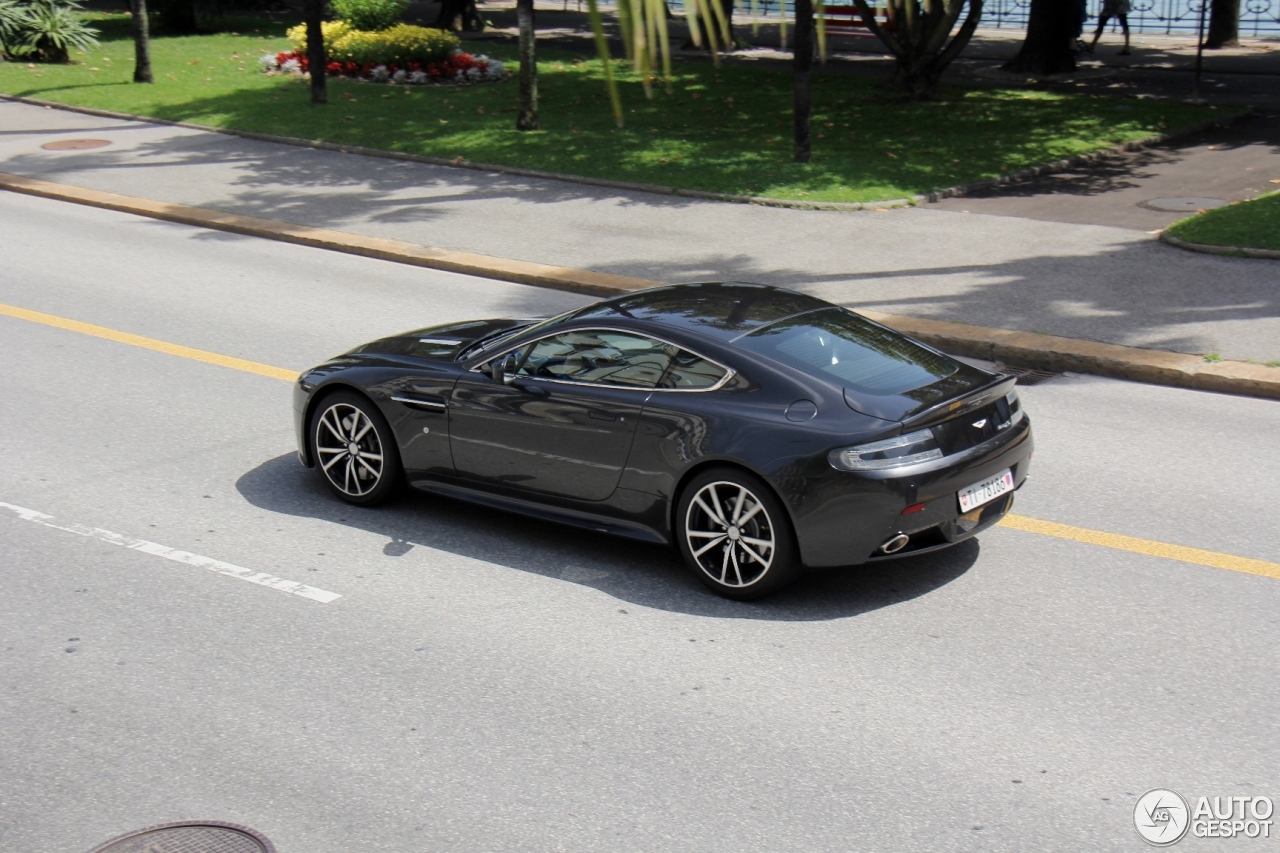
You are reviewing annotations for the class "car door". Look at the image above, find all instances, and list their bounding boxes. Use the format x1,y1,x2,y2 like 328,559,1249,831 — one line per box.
449,328,675,501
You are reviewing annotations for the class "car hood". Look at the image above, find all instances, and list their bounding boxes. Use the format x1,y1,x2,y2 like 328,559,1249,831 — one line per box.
351,319,532,361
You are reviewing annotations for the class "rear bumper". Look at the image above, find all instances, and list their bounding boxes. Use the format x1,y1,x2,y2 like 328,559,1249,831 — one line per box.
780,417,1033,568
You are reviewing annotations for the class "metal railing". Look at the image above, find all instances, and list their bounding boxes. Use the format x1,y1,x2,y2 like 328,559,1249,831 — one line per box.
969,0,1277,37
737,0,1280,37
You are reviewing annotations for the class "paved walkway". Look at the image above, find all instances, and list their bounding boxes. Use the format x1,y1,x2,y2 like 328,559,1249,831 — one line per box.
1,27,1277,367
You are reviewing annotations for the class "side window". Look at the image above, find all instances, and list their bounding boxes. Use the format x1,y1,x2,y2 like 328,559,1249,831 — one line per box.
657,350,728,390
518,330,675,389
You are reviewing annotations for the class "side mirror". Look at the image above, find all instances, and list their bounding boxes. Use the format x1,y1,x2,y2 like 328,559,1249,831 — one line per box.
490,353,518,385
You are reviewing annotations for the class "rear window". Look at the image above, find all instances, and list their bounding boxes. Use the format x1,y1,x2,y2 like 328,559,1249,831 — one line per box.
737,307,958,395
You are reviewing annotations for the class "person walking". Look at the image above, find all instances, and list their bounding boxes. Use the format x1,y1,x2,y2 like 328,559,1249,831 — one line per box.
1087,0,1131,55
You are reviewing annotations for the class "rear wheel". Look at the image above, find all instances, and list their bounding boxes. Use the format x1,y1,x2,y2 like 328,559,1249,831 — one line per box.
309,391,401,506
675,467,801,600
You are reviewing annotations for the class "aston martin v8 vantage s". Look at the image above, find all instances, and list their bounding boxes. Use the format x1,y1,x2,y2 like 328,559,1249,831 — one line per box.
294,282,1032,599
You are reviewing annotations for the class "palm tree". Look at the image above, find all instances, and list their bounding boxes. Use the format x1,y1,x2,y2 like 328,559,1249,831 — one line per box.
130,0,152,82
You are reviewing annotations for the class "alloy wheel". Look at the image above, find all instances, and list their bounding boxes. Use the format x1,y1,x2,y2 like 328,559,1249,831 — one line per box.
684,480,776,588
314,402,386,498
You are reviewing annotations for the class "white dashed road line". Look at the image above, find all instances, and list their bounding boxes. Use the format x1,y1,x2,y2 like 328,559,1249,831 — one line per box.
1,501,341,603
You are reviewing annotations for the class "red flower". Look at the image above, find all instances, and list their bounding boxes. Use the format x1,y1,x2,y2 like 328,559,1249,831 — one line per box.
326,61,342,75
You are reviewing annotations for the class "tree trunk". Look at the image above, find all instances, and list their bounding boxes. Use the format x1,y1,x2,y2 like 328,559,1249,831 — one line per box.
434,0,485,31
1002,0,1076,75
1204,0,1239,48
131,0,153,83
516,0,538,131
793,0,813,163
304,0,326,105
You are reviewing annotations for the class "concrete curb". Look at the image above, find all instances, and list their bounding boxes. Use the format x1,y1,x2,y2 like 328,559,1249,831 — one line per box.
1159,231,1280,260
3,171,1278,401
0,92,1246,211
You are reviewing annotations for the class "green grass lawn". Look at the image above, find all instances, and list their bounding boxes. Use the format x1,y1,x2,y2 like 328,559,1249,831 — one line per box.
1166,191,1280,253
0,13,1223,203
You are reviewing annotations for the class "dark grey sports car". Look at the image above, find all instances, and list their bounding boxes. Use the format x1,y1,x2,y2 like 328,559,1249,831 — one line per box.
294,282,1032,598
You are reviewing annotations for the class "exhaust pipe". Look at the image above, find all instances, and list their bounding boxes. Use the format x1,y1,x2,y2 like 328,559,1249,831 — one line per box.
880,533,910,555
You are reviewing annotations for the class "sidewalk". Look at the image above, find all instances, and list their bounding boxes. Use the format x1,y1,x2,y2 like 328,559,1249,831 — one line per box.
1,39,1278,394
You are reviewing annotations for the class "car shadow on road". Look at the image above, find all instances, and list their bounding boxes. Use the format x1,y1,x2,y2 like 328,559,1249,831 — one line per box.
236,452,979,621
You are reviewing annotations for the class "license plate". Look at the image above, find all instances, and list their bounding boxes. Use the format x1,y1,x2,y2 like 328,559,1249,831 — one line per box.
957,469,1014,513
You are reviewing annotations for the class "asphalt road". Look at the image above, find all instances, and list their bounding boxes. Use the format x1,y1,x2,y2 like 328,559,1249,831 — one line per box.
1,191,1278,852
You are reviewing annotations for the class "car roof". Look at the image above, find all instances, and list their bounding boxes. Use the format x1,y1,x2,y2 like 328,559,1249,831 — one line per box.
563,282,830,342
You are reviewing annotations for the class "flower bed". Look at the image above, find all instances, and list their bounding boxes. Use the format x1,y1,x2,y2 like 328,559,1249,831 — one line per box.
262,47,504,85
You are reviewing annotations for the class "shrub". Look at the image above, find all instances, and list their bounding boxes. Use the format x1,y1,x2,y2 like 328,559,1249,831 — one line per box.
0,0,98,62
328,0,406,32
286,19,351,52
0,0,25,56
329,23,459,66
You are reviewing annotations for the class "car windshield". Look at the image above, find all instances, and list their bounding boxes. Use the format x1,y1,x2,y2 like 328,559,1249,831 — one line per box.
736,307,959,395
458,309,578,360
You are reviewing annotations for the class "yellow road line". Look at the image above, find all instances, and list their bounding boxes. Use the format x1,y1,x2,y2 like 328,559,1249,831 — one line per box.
0,302,298,383
1001,514,1280,580
3,301,1276,581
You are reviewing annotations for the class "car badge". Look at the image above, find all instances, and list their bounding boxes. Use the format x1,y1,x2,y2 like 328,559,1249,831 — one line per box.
971,418,988,429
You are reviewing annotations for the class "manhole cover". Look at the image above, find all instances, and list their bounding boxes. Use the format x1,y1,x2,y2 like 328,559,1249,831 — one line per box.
87,821,275,853
997,365,1060,386
1140,196,1229,212
41,138,112,150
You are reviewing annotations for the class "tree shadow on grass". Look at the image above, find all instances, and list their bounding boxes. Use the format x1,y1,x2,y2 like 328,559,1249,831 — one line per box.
6,50,1213,206
935,109,1280,202
236,452,979,621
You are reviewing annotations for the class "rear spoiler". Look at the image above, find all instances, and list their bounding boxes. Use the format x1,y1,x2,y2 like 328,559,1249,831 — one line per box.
899,375,1018,431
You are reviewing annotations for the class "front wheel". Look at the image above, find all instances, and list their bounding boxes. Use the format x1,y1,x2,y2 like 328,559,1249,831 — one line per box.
309,391,401,506
675,468,801,600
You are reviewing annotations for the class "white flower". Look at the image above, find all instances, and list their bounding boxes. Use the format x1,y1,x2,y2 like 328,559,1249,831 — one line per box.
466,67,482,81
409,70,428,85
258,53,277,70
485,59,504,79
370,64,389,82
392,69,407,83
280,58,301,74
454,69,466,82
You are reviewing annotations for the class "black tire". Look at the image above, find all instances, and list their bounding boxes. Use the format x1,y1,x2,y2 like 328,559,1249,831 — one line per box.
675,466,801,600
308,390,402,506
